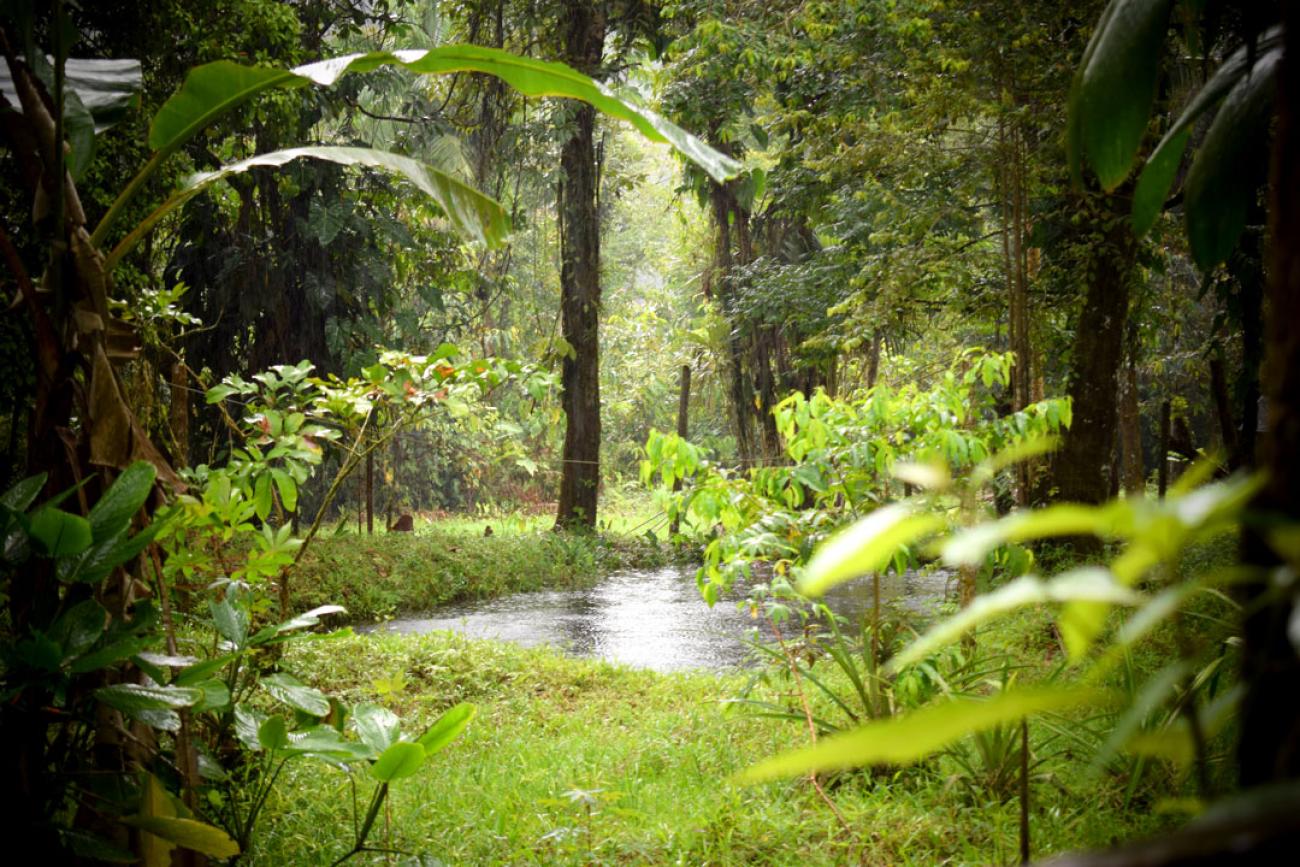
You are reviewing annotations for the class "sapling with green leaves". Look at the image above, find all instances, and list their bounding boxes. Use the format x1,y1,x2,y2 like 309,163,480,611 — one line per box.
739,450,1268,861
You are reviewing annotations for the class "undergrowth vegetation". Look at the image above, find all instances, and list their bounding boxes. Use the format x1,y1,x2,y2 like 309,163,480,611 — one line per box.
292,526,676,622
249,621,1174,866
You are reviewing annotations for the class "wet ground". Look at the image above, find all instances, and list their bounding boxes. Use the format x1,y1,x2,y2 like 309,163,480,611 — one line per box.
370,565,954,672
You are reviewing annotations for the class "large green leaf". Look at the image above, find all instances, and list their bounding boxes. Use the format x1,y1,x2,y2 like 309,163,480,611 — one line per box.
62,89,97,181
125,818,240,860
1,473,47,512
739,688,1110,782
417,703,476,756
371,741,426,782
280,726,373,762
1131,27,1282,236
29,508,93,557
799,504,943,596
1130,130,1189,237
173,652,239,686
1071,0,1176,190
258,715,290,751
1185,45,1281,269
190,679,231,714
107,146,510,269
248,603,347,646
58,521,162,584
887,569,1143,671
261,672,330,717
50,599,109,663
0,57,142,132
234,707,269,752
88,461,156,541
209,596,249,648
353,702,403,755
147,47,739,182
95,683,203,713
70,635,154,674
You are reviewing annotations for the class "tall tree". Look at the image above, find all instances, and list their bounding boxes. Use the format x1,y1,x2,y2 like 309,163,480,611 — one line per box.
1054,189,1139,507
553,0,608,528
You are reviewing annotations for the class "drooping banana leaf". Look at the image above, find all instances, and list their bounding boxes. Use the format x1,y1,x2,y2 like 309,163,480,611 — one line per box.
0,56,141,132
105,145,510,269
93,45,742,249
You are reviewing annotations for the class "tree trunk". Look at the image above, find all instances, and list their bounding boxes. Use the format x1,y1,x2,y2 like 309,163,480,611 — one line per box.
1239,0,1300,787
554,1,606,530
365,449,374,535
1235,249,1265,470
753,326,782,459
995,72,1036,506
710,183,755,465
669,365,690,537
866,331,882,389
168,359,190,468
1055,192,1137,511
1157,399,1171,499
1210,355,1239,468
1120,342,1144,494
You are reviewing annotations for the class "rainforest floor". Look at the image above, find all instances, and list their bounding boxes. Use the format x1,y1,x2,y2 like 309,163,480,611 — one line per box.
245,613,1186,865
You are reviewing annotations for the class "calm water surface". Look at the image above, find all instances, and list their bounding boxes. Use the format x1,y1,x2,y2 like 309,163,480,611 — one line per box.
372,565,953,672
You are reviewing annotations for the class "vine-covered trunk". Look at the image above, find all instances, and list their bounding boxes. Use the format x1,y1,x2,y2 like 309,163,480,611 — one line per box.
554,1,605,530
709,183,756,465
1055,192,1137,509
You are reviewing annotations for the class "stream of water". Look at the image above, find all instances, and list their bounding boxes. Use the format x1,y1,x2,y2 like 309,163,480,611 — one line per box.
371,565,953,672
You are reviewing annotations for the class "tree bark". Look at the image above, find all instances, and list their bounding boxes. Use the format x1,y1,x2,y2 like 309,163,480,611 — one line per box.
1055,192,1137,511
1210,355,1239,468
997,76,1034,505
365,449,374,535
669,365,691,536
1235,247,1265,470
753,326,782,458
709,183,756,465
168,359,190,468
554,1,606,530
1239,0,1300,787
866,331,882,389
1120,342,1144,495
1157,399,1171,499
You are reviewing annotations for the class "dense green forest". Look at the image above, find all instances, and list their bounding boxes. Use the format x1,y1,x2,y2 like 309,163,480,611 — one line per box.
2,0,1299,863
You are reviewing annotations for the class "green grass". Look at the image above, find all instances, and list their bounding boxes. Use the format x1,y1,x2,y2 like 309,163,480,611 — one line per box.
291,525,676,623
244,625,1175,865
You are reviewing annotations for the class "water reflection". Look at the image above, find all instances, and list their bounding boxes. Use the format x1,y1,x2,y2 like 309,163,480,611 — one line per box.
373,566,953,672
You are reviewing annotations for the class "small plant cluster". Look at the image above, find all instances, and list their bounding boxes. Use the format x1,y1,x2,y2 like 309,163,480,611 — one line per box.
641,349,1068,605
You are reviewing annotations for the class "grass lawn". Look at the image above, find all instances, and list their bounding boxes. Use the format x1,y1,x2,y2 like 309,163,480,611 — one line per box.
245,621,1176,865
